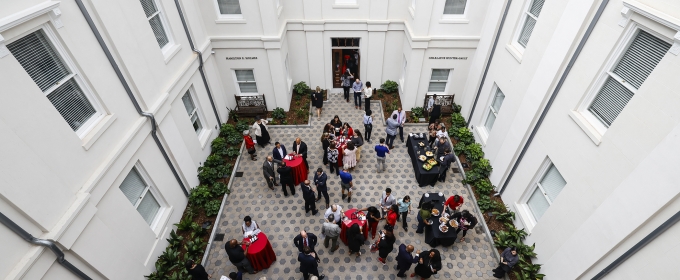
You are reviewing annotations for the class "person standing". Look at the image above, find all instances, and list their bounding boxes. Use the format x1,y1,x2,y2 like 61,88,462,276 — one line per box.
351,130,364,163
251,117,271,148
433,137,450,159
314,168,330,208
185,259,211,280
363,82,373,112
298,246,325,280
294,230,319,255
427,122,439,148
412,249,442,279
272,142,287,162
363,111,373,143
312,86,324,121
379,188,396,217
416,202,433,234
347,224,365,257
392,107,406,143
243,130,257,161
452,210,478,242
277,161,295,196
358,206,382,239
330,115,343,136
339,167,353,203
321,214,341,252
493,247,520,278
327,144,339,176
324,205,344,226
377,230,396,264
438,149,456,183
385,114,399,149
341,70,353,102
225,239,257,274
321,133,330,166
262,156,279,190
292,137,309,169
396,244,420,277
301,180,318,215
343,142,357,170
385,205,399,231
429,104,441,124
426,94,436,113
397,195,412,232
444,194,464,214
375,138,390,173
352,78,363,110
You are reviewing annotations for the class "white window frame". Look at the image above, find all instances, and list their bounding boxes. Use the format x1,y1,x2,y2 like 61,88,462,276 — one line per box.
516,158,566,232
427,69,452,94
182,86,207,137
214,0,245,22
477,84,504,143
571,23,672,144
120,163,168,232
334,0,358,5
233,69,258,96
142,0,176,56
8,25,105,139
442,0,469,20
507,0,543,61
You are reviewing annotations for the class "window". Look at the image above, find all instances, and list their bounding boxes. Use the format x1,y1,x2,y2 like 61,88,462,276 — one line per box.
7,29,101,134
120,166,162,226
484,88,505,132
181,90,203,134
235,70,258,94
217,0,241,15
444,0,467,15
140,0,172,49
516,0,545,48
526,163,566,222
428,69,450,92
587,30,670,127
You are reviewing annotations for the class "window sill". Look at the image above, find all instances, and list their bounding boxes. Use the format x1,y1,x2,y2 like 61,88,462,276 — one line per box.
332,4,359,9
215,18,247,24
439,18,469,24
513,202,536,233
505,44,524,64
568,110,603,146
198,129,213,149
81,114,117,151
152,206,173,238
163,44,181,64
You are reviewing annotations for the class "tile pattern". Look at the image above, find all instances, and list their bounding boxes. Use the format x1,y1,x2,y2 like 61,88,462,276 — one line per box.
203,94,498,279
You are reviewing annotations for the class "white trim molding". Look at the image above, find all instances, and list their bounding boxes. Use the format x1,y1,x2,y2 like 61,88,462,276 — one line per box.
0,1,61,58
621,0,680,55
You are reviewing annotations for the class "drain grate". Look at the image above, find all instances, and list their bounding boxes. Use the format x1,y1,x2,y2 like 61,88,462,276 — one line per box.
214,234,225,241
235,172,244,177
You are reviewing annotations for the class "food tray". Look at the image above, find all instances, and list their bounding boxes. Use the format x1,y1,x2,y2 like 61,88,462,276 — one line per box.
418,155,427,162
431,209,440,216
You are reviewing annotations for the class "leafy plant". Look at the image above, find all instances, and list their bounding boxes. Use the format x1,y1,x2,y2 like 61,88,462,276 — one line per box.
188,185,214,206
174,214,194,232
203,154,225,168
411,107,424,122
166,229,184,249
477,195,495,212
227,107,239,122
205,200,222,216
377,91,384,98
515,258,545,280
450,113,467,130
219,124,236,138
474,179,495,196
211,137,228,157
184,233,208,260
295,108,307,119
380,80,399,93
272,107,286,119
452,103,462,113
236,120,250,133
517,243,538,259
212,182,229,196
465,143,484,162
452,127,475,145
454,142,467,156
167,270,190,280
293,81,311,96
190,222,207,236
493,210,516,228
226,146,240,159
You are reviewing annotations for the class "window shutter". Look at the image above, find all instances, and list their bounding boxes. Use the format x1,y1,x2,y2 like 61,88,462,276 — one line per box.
217,0,242,14
588,77,634,126
148,15,169,48
612,30,671,89
235,70,255,81
137,193,161,225
139,0,158,17
444,0,467,14
528,0,545,17
540,165,566,202
527,188,549,221
238,82,258,93
120,168,147,206
7,30,70,92
484,110,497,131
430,69,450,81
47,78,97,131
182,92,195,116
518,16,537,47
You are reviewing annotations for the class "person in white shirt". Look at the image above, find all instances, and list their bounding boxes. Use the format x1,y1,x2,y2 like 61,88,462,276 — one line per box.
363,81,373,112
324,205,345,225
242,216,261,237
427,94,436,113
391,108,407,143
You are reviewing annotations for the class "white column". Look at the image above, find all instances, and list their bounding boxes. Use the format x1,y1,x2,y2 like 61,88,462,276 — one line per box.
367,23,388,86
265,42,290,110
305,24,326,89
403,45,427,110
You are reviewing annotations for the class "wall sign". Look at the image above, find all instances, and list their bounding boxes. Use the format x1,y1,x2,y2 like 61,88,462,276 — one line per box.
428,57,468,60
226,57,258,60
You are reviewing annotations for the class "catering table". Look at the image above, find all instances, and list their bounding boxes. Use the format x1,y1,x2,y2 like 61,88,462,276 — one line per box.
406,135,440,186
283,154,307,185
420,193,458,247
340,209,369,245
241,232,276,271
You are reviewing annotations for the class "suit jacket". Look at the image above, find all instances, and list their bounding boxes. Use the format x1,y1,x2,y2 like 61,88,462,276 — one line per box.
293,233,318,252
272,145,287,161
292,141,308,158
301,183,315,200
396,244,419,270
441,153,456,169
277,166,292,181
297,253,319,273
313,172,328,191
262,160,276,179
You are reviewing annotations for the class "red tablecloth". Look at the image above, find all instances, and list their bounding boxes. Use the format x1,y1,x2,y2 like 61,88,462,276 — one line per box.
335,139,350,166
340,209,369,245
283,154,307,185
241,232,276,271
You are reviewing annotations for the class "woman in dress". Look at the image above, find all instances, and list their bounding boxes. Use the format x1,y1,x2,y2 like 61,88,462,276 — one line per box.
321,133,330,166
347,223,365,257
251,117,270,148
343,142,357,170
312,86,324,120
351,130,364,162
330,115,343,136
342,70,354,102
412,249,442,279
327,143,339,175
377,229,396,264
452,210,478,242
397,195,412,232
363,82,373,112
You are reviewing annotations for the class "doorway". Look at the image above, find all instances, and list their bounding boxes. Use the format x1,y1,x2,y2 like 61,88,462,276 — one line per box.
332,38,360,88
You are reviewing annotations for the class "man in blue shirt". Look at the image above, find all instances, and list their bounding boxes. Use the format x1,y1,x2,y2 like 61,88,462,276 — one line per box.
339,167,353,203
374,138,390,173
352,78,363,110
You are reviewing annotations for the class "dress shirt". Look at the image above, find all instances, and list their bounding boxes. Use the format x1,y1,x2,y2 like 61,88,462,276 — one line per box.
363,115,373,125
427,97,435,111
392,110,406,125
277,147,285,159
242,221,258,234
324,206,343,223
352,81,363,92
380,192,396,208
364,87,373,98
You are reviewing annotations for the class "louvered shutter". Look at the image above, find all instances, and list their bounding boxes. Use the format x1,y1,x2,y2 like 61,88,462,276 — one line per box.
613,30,671,89
47,79,97,131
428,69,450,92
217,0,242,14
120,168,147,205
528,0,545,17
527,188,549,221
491,89,505,112
540,165,566,202
137,193,161,225
139,0,157,17
517,0,545,47
444,0,467,14
588,77,634,126
140,0,169,48
236,70,258,93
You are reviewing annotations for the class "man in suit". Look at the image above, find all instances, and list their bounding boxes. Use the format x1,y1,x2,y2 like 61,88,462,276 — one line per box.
313,168,329,209
395,244,420,277
262,156,280,190
438,149,456,183
292,137,309,169
294,230,320,262
272,142,287,162
301,180,318,215
391,107,406,143
298,246,325,280
277,161,295,196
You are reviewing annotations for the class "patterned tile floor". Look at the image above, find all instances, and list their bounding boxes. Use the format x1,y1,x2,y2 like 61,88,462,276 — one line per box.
203,94,498,279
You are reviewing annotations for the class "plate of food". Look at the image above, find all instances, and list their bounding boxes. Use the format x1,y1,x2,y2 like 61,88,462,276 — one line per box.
423,164,433,171
418,155,427,162
418,142,425,147
442,212,450,218
439,225,449,232
439,217,448,223
431,209,440,216
449,219,458,228
427,159,438,166
425,151,434,157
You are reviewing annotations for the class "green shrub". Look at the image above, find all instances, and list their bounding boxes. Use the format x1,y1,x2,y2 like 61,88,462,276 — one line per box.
174,214,194,232
452,103,462,113
219,124,236,138
226,146,240,159
464,158,493,184
476,195,495,212
225,131,242,146
167,270,189,280
166,229,184,250
236,120,250,133
211,137,228,157
380,80,399,93
211,182,229,196
465,143,484,162
188,185,214,206
199,163,233,184
293,81,311,96
227,107,239,122
515,258,544,280
272,107,286,119
474,179,495,196
205,200,222,216
411,107,424,122
203,154,225,168
493,210,516,229
450,113,467,129
184,233,208,260
377,91,384,98
452,127,475,145
454,142,466,156
295,108,307,119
